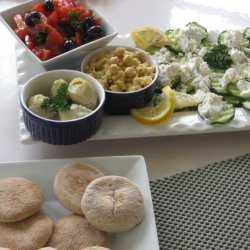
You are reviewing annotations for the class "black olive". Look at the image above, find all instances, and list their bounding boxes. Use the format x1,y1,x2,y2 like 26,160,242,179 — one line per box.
64,39,75,51
82,17,95,34
43,0,54,12
25,12,41,27
86,25,104,40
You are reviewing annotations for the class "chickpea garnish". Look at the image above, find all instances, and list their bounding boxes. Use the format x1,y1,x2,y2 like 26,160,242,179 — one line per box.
109,64,120,75
123,55,133,66
125,67,136,78
115,47,125,57
109,56,119,64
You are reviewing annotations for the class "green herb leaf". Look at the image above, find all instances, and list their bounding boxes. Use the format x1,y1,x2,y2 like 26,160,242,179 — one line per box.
68,10,80,21
203,44,232,70
34,28,47,45
41,83,71,111
88,9,94,16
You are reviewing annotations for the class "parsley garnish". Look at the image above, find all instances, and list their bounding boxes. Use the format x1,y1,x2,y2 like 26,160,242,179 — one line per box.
88,9,94,16
41,83,71,111
68,10,80,21
68,10,83,31
34,28,47,45
203,44,232,70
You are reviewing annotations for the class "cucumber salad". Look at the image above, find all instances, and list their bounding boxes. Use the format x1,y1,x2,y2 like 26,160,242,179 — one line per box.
148,22,250,124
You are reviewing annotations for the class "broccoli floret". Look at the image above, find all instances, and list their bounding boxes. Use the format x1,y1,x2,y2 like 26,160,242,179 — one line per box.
203,44,232,70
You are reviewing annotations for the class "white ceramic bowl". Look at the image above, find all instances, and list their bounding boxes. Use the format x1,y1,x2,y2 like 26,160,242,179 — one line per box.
20,70,105,145
81,45,159,115
0,0,117,70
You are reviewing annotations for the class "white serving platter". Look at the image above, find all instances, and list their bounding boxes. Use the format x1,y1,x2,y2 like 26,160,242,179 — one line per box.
4,0,250,144
17,34,250,144
0,155,159,250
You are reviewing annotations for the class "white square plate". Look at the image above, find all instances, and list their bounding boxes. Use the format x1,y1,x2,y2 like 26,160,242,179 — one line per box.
0,155,159,250
0,0,118,70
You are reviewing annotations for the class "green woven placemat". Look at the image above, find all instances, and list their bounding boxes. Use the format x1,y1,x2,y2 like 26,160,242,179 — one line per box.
150,154,250,250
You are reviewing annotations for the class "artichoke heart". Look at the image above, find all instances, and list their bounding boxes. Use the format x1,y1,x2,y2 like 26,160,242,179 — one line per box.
50,79,68,97
28,94,57,119
59,104,92,120
68,78,98,109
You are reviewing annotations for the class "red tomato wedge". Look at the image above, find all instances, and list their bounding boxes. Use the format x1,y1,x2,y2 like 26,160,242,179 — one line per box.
25,34,35,49
47,10,59,27
45,25,64,50
32,2,47,15
15,27,27,40
33,48,51,61
72,31,82,46
13,14,26,29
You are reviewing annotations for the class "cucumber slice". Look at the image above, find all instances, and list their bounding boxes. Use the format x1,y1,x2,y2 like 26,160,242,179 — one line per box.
175,80,195,94
198,102,235,124
165,29,182,53
186,21,208,41
146,45,161,55
227,83,248,100
242,100,250,111
210,81,227,95
243,27,250,40
218,30,227,44
223,95,242,107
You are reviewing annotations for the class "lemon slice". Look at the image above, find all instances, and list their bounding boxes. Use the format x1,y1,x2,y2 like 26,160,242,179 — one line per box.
130,27,169,50
174,91,200,110
131,86,176,125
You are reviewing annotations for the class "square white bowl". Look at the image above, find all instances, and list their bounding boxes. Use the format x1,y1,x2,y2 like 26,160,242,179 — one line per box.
0,0,118,70
0,155,159,250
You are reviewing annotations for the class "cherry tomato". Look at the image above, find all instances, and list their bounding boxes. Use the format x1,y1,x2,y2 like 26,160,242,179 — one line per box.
47,10,59,27
93,16,101,25
31,2,46,15
13,14,26,29
45,25,64,50
71,31,82,47
14,27,27,40
33,48,51,61
56,6,71,24
25,34,35,49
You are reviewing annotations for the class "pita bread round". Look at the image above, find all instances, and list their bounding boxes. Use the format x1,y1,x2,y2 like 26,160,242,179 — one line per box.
0,177,44,222
81,176,144,232
0,212,53,250
80,247,110,250
53,162,104,214
47,214,109,250
38,248,58,250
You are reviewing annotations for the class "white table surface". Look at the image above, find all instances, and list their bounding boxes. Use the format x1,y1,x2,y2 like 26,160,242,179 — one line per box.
1,0,250,181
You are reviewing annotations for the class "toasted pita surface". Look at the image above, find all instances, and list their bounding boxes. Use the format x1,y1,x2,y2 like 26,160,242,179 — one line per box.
81,176,144,232
0,212,53,250
0,177,44,222
47,214,109,250
54,162,104,214
80,247,111,250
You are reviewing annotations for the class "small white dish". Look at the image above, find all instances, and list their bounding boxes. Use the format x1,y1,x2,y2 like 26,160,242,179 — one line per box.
0,155,159,250
0,0,118,70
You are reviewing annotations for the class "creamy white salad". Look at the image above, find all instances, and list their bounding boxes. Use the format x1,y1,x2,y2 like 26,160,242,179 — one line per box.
150,22,250,124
